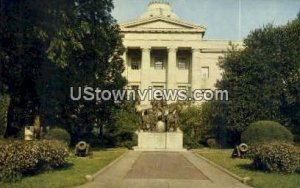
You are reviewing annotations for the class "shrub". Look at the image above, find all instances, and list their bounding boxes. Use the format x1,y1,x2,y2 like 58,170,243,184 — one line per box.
106,103,139,148
38,140,69,168
45,128,71,145
249,142,300,173
0,140,69,182
119,134,138,149
241,120,293,145
206,138,219,148
179,104,217,148
183,136,204,149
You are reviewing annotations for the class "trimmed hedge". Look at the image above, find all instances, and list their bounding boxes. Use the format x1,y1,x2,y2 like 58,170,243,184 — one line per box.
249,142,300,173
45,128,71,145
241,120,293,145
0,140,69,182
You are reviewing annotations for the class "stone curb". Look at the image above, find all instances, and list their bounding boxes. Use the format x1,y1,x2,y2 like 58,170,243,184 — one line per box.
85,150,129,182
193,152,252,186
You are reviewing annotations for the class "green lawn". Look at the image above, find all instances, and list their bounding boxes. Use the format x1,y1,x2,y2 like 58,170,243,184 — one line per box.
194,148,300,188
2,148,127,188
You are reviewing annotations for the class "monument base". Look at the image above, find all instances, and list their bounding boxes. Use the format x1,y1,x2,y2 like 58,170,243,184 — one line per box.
133,131,187,152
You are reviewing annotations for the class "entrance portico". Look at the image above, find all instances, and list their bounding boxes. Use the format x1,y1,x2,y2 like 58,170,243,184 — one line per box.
120,1,242,106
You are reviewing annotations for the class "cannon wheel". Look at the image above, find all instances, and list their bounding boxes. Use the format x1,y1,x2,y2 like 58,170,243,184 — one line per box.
77,141,87,150
239,143,249,152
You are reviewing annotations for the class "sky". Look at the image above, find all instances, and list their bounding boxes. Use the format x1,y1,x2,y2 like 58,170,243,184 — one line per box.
112,0,300,40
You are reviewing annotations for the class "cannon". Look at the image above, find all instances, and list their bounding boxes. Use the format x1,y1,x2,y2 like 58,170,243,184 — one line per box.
75,141,91,157
232,143,249,159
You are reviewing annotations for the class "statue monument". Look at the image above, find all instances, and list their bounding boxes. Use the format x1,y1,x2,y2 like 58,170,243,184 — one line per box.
133,100,187,151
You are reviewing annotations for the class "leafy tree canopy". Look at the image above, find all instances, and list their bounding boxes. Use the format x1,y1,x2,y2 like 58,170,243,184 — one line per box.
217,16,300,144
0,0,126,143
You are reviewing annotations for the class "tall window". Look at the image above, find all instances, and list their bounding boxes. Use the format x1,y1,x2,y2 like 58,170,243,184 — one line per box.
178,57,188,70
129,85,140,101
153,85,164,99
178,86,191,97
131,85,139,90
131,57,140,70
131,85,139,97
154,57,164,70
201,67,209,80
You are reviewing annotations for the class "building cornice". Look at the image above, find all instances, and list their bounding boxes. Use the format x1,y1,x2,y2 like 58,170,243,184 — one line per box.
201,48,226,53
120,16,206,34
121,29,205,34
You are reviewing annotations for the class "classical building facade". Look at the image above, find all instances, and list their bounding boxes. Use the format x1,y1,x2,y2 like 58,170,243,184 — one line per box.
120,0,242,106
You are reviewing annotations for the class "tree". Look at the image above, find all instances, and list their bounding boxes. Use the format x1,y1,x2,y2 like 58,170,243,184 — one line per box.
0,94,10,138
217,18,300,144
104,100,140,148
52,0,126,143
179,103,220,148
0,0,62,137
0,0,126,142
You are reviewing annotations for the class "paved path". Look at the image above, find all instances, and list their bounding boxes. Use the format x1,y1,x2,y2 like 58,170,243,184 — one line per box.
78,151,251,188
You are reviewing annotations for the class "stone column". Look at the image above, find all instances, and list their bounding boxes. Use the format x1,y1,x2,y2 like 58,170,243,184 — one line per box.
167,47,177,90
141,47,151,106
191,48,202,91
141,47,151,91
121,48,128,80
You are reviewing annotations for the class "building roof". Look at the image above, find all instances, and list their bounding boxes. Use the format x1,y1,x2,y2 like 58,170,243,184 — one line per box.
120,1,206,34
140,0,179,19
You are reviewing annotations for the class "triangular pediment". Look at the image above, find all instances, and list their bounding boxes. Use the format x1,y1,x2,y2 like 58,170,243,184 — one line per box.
125,19,193,29
120,17,206,33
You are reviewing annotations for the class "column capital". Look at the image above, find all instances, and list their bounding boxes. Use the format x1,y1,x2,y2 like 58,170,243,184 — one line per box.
167,47,178,52
141,46,151,52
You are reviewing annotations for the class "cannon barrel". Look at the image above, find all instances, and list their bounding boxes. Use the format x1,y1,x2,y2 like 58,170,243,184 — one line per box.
232,143,249,158
76,141,88,150
75,141,90,157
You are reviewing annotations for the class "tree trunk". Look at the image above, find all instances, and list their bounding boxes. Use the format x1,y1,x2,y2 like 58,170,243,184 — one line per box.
4,98,16,138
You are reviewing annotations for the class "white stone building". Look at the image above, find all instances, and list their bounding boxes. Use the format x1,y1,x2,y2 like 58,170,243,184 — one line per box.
120,0,242,106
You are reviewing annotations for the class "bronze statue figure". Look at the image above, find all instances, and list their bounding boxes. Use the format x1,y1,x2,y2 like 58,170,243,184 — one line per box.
139,100,186,132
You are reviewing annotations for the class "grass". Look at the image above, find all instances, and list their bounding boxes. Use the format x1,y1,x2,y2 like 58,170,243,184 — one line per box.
0,139,6,144
2,148,127,188
194,148,300,188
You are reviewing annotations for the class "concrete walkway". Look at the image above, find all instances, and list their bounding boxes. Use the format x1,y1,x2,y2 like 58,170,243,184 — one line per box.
78,151,251,188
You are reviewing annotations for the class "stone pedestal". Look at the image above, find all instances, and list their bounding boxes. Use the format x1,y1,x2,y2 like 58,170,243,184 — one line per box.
133,131,186,151
24,126,34,141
